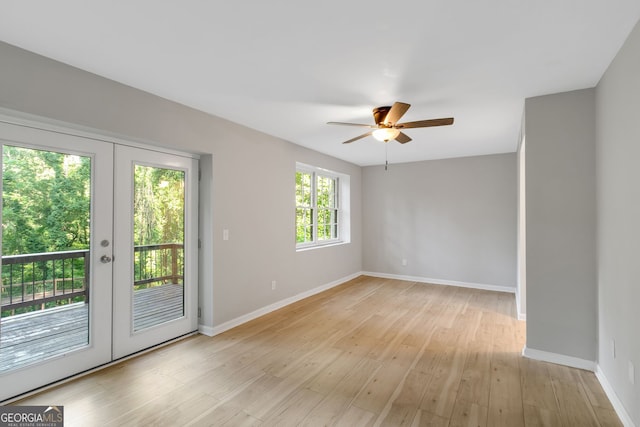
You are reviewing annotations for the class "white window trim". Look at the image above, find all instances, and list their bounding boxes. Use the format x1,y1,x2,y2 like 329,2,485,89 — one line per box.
296,162,350,250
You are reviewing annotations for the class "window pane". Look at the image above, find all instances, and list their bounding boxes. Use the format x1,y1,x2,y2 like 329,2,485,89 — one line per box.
317,224,326,240
2,145,91,372
317,175,336,209
296,172,314,244
318,209,335,241
316,175,328,208
295,171,312,207
317,209,324,227
133,165,185,331
306,225,313,242
296,206,313,243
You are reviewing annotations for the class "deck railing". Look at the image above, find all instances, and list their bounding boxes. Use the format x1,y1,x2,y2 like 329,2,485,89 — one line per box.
133,243,183,290
1,250,89,315
1,243,183,316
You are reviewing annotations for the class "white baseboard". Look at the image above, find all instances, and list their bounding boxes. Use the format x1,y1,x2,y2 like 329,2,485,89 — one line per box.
361,271,516,294
595,365,636,427
198,272,362,337
522,346,596,371
517,311,526,321
197,324,216,336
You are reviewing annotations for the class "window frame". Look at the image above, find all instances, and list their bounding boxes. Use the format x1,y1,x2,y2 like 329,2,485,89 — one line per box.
295,163,344,249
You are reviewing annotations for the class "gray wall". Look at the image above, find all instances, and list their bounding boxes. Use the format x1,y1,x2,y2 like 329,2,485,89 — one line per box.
524,89,597,362
362,154,517,289
596,18,640,424
0,41,363,328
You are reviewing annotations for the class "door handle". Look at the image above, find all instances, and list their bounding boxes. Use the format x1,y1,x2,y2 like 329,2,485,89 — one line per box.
100,255,112,264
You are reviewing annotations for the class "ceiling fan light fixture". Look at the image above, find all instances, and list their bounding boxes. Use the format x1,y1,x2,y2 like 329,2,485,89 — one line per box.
373,128,400,142
328,101,453,145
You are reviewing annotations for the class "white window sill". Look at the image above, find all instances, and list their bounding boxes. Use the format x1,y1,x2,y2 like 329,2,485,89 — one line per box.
296,240,348,252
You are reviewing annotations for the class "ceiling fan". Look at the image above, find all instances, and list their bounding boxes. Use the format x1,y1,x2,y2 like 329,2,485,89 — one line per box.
328,102,454,144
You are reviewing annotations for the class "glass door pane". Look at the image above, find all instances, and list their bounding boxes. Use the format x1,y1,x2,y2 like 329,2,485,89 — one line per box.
132,165,185,331
1,146,92,371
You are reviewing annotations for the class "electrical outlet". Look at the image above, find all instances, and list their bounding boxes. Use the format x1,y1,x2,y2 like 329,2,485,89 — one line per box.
629,361,635,385
402,258,408,266
271,280,276,290
223,229,229,240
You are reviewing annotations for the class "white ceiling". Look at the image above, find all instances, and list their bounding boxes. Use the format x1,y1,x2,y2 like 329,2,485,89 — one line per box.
1,1,639,166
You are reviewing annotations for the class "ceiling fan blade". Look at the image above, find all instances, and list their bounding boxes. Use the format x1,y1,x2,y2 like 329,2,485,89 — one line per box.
396,117,454,129
327,121,377,128
395,132,412,144
383,102,411,125
342,132,373,144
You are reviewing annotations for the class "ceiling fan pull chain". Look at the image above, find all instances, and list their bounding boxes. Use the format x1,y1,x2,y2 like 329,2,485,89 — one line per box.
385,143,388,171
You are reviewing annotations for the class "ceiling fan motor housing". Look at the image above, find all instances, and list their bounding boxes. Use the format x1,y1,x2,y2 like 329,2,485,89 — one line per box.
373,106,392,126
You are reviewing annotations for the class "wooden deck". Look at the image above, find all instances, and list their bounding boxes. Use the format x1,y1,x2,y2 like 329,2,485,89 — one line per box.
133,284,184,331
0,284,183,373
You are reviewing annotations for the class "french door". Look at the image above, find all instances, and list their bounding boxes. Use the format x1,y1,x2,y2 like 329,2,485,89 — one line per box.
0,121,198,401
112,145,198,359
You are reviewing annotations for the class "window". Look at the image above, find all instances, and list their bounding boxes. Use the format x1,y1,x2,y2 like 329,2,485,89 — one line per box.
296,163,348,248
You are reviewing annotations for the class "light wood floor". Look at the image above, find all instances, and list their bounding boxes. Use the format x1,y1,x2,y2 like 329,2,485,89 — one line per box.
15,276,621,426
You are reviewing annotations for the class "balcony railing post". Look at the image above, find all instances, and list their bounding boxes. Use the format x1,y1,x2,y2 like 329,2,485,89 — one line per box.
171,243,178,285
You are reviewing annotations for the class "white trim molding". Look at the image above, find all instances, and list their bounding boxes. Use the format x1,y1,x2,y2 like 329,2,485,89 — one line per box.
198,272,361,337
515,288,527,321
0,107,200,159
197,324,216,337
522,346,596,371
595,365,636,427
362,271,516,294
